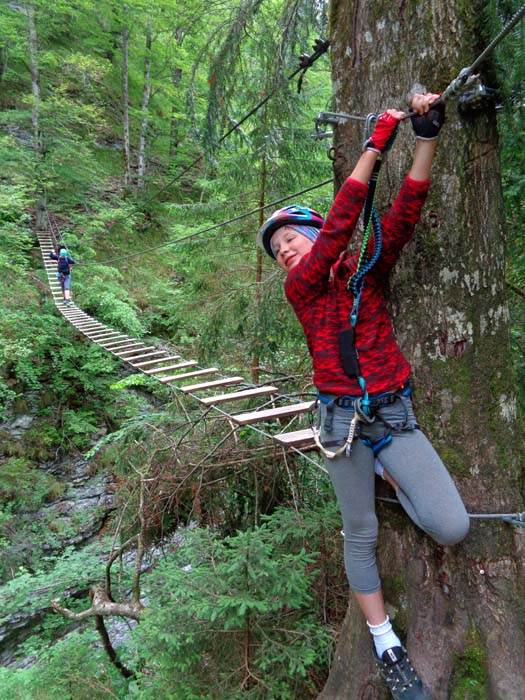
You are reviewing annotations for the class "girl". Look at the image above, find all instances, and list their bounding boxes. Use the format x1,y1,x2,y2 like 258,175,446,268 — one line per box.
256,94,469,700
49,246,76,306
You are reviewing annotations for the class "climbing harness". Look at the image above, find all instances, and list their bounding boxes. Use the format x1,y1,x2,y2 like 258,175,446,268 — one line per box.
311,395,376,459
311,386,412,460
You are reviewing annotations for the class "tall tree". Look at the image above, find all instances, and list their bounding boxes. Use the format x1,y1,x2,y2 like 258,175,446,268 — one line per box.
137,13,152,189
319,2,525,699
121,6,131,186
168,27,184,160
9,2,47,227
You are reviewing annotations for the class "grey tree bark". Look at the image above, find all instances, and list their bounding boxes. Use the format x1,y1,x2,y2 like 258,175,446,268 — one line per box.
319,2,525,699
0,44,8,82
122,9,131,187
169,28,184,160
137,14,152,189
25,3,46,229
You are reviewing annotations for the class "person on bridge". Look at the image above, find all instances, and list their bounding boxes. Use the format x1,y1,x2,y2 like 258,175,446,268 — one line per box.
256,93,469,700
49,246,76,307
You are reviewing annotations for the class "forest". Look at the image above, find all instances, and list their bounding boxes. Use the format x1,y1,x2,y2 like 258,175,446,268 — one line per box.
0,1,524,699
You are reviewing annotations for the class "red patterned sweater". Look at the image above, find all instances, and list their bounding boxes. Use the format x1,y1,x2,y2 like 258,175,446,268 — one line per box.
284,175,430,396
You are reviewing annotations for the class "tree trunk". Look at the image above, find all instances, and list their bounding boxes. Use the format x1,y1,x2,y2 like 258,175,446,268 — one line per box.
0,44,8,82
137,14,152,190
320,2,525,699
251,141,267,385
169,28,184,160
122,11,131,187
26,2,46,229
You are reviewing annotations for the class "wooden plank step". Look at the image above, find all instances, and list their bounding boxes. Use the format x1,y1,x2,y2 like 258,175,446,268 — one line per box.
90,333,127,341
117,346,157,357
231,401,315,426
158,368,218,383
199,386,279,406
99,335,133,343
273,428,316,448
103,340,145,350
121,350,166,362
89,331,124,338
131,355,180,368
180,376,245,393
108,344,148,353
97,338,133,347
144,361,197,375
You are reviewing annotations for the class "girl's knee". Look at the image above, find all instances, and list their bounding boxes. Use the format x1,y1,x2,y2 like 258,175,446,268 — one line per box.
434,510,470,546
344,511,378,540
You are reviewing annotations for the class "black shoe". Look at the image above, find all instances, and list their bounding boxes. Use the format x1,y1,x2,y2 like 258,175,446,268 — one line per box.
374,646,431,699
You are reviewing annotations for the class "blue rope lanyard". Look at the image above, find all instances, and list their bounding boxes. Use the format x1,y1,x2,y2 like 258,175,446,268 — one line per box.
346,159,383,414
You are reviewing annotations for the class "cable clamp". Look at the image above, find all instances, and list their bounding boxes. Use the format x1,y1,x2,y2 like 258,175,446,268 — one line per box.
502,512,525,528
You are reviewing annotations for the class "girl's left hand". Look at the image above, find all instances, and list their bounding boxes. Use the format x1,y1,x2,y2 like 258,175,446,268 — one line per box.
410,92,441,115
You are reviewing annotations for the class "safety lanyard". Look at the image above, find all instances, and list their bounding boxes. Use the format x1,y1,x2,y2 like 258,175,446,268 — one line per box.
345,156,384,415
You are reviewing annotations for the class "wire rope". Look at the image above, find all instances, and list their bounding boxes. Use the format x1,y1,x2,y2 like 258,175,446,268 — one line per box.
104,40,330,231
79,178,333,266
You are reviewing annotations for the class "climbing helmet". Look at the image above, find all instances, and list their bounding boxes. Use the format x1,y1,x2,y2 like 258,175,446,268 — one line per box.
257,205,324,259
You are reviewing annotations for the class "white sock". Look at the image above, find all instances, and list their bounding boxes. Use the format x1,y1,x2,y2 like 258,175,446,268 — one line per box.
374,457,385,479
367,616,401,657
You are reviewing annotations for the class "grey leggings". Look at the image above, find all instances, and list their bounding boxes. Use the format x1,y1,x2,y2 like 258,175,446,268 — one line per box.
319,394,469,594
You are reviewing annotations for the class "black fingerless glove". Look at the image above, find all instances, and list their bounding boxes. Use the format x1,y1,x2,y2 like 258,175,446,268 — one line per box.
411,101,446,140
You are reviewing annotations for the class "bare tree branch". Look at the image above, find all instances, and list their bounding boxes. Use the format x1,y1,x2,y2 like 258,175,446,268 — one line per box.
51,585,144,621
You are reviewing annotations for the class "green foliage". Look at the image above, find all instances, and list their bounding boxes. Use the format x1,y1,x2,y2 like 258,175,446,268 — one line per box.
0,457,65,512
130,515,333,699
0,630,126,700
451,630,488,700
76,273,147,336
0,0,523,696
0,539,113,627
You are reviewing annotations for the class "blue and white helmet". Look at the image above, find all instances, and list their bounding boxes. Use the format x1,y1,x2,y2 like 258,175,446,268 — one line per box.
257,205,324,259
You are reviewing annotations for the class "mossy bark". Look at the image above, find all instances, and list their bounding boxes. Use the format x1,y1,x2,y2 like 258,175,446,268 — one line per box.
319,2,525,698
